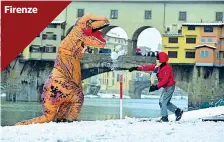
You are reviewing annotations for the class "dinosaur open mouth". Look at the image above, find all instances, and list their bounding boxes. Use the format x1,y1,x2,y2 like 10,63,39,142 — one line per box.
83,24,110,43
92,24,110,43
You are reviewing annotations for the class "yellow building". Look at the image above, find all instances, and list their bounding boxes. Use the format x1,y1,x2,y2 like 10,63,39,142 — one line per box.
22,21,66,60
162,22,224,65
162,23,201,64
85,70,151,95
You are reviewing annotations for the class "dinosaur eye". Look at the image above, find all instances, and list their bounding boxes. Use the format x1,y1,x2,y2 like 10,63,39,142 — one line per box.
88,20,92,23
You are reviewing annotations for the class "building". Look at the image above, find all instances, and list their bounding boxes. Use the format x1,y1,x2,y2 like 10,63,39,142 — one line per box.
99,34,128,54
22,21,66,61
188,22,224,67
85,70,151,95
162,22,224,66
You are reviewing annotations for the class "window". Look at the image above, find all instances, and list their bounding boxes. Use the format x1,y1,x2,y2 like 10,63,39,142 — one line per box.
223,52,224,59
186,38,196,44
185,52,195,58
168,37,178,43
111,10,118,19
43,46,56,53
188,25,195,30
42,34,57,40
216,12,223,21
47,24,57,28
30,45,40,52
204,26,213,32
200,51,209,58
145,10,151,19
200,38,206,43
217,52,220,59
77,9,84,17
207,38,213,43
179,11,187,21
168,51,178,58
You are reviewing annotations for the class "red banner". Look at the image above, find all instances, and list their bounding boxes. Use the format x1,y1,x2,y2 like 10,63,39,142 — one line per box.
1,1,72,71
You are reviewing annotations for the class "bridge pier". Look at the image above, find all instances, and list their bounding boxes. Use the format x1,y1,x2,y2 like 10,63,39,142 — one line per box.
172,65,224,110
188,66,224,110
127,39,134,56
128,80,151,99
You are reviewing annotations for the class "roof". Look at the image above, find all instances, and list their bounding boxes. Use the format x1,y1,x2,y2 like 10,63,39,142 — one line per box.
182,22,224,26
105,34,128,40
195,44,216,49
162,33,184,37
51,21,66,24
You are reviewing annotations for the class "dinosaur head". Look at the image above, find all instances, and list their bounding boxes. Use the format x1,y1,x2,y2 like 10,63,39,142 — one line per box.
75,14,110,48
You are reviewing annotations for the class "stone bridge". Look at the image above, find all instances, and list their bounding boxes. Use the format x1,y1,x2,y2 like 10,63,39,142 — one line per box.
2,54,224,110
81,53,155,79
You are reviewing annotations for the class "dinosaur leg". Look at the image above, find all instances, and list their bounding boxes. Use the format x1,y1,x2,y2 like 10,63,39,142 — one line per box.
66,92,84,122
15,96,58,126
55,102,71,122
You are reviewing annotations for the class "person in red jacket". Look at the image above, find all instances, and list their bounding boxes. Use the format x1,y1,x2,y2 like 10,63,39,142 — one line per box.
129,51,183,122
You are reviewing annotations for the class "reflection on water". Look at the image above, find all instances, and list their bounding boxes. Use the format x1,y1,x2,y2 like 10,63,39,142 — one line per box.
1,97,188,126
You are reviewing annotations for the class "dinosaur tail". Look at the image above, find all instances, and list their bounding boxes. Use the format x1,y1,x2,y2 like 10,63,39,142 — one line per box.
15,113,56,126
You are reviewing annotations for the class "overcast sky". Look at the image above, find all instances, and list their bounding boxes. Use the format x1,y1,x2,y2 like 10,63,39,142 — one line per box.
106,27,162,51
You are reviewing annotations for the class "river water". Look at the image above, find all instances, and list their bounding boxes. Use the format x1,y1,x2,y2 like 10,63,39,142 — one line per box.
1,97,188,126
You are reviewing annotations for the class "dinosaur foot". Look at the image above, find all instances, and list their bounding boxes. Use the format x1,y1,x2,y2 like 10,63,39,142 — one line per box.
55,119,79,123
55,119,67,123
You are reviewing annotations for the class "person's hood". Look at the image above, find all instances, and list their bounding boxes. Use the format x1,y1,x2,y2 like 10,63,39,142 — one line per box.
157,52,169,63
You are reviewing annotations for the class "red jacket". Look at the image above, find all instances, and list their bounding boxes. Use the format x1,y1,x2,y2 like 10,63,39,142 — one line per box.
137,52,176,88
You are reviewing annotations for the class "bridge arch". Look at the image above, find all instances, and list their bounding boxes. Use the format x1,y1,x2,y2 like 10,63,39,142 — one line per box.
102,25,118,37
132,26,152,55
132,26,163,56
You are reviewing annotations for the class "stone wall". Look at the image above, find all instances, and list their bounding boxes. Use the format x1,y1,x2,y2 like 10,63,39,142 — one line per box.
3,60,54,102
188,66,224,110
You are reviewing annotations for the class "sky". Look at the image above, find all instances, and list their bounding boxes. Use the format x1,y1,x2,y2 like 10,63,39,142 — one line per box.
106,27,162,51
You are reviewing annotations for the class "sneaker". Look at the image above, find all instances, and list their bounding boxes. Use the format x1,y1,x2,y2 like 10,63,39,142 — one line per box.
175,108,183,121
156,116,169,122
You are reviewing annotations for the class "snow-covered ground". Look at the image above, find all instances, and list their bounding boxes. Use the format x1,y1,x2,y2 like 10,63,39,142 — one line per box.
1,106,224,142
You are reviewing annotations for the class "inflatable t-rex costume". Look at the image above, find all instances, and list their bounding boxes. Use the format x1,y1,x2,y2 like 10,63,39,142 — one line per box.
15,14,110,125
